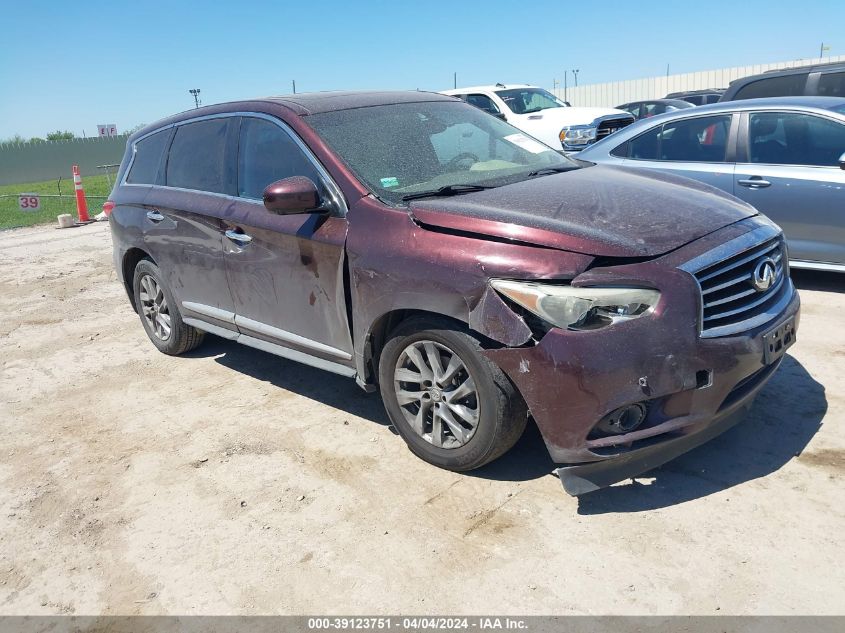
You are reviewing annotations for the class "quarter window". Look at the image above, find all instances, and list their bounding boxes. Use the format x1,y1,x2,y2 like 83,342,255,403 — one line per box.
733,74,807,100
126,129,170,185
747,112,845,167
818,72,845,97
237,117,324,200
166,118,233,194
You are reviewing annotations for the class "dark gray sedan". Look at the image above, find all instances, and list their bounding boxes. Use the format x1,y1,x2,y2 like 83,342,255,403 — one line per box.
578,96,845,271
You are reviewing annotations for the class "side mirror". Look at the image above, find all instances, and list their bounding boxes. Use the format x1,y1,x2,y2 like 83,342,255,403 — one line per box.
262,176,322,215
490,111,507,121
839,152,845,170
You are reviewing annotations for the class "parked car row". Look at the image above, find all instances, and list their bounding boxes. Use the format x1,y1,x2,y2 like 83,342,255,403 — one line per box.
442,84,635,152
578,96,845,271
616,61,845,120
108,88,809,495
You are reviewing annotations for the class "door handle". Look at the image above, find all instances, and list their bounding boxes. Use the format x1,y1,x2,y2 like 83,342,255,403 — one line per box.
146,210,164,222
737,177,771,188
225,229,253,245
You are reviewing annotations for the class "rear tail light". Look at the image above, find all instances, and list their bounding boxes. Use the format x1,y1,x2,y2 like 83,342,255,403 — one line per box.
103,200,115,216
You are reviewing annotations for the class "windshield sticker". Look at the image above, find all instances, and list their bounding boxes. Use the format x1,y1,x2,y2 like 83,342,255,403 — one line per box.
504,133,547,154
380,177,399,188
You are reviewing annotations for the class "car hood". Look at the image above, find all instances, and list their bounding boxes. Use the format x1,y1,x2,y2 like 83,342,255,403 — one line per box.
513,106,630,125
408,165,757,257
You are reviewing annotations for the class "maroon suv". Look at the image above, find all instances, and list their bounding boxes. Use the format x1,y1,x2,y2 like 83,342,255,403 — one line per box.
108,91,799,494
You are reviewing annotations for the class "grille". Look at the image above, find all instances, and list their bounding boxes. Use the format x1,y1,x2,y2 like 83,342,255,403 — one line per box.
596,116,634,140
694,236,788,336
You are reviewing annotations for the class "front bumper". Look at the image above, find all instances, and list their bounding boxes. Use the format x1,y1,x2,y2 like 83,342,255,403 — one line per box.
484,225,801,495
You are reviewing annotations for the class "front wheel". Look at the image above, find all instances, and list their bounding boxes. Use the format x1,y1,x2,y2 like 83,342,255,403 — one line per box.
378,317,527,471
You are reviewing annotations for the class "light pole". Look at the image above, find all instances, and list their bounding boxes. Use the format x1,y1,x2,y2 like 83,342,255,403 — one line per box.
189,88,201,109
571,69,580,88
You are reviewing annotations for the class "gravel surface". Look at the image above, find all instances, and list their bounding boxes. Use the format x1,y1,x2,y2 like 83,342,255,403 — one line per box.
1,222,842,615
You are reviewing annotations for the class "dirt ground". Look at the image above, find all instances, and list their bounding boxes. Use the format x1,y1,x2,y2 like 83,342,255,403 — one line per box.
0,222,843,616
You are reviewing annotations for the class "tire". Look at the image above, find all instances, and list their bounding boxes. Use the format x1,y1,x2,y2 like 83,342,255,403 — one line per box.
378,316,527,471
132,259,204,355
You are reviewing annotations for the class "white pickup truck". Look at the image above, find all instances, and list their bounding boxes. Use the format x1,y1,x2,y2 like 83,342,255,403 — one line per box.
442,84,634,152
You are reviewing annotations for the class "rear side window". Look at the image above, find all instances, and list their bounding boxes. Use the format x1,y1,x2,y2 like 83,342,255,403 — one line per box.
620,114,731,162
747,112,845,167
126,130,170,185
659,115,731,162
237,117,324,200
818,72,845,97
466,94,501,115
733,74,807,100
166,118,233,194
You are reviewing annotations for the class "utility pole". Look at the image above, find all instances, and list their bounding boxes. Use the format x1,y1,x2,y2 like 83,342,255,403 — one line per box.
453,72,457,89
189,88,201,109
564,71,568,101
292,79,297,94
553,78,560,97
819,42,830,60
571,69,580,87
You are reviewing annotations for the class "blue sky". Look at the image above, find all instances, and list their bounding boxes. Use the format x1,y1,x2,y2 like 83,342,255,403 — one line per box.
1,0,842,139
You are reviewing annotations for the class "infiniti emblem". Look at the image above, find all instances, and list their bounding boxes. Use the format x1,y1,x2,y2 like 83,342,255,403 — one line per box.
751,257,777,292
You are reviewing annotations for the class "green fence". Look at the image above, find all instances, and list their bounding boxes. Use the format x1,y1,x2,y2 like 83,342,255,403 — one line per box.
0,135,128,185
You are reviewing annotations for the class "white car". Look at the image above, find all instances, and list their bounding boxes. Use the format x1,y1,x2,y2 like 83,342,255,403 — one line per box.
442,84,634,152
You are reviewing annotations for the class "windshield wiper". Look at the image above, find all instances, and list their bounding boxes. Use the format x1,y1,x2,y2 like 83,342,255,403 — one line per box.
401,184,495,202
527,166,576,177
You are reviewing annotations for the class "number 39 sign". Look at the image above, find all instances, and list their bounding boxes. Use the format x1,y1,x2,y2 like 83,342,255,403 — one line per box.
18,194,41,211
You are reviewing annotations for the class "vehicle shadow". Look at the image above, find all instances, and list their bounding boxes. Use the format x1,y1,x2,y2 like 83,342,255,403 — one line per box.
576,354,826,514
188,336,392,428
188,335,557,482
186,340,825,500
791,269,845,292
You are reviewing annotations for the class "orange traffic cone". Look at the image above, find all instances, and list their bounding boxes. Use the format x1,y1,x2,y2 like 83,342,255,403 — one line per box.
72,165,93,224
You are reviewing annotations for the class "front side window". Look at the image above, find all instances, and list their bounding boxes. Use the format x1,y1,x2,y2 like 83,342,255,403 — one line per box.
307,101,577,205
620,114,732,162
466,94,501,115
166,118,233,194
494,88,567,115
126,129,170,185
747,112,845,167
238,117,323,200
734,74,807,100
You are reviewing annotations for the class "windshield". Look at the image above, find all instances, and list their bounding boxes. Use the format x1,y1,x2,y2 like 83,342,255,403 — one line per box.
307,101,578,205
494,88,568,114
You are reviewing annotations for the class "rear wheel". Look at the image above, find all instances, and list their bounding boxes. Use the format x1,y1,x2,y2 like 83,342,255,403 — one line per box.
132,259,204,355
378,317,527,471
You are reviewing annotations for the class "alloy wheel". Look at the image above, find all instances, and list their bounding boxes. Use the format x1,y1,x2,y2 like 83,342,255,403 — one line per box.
393,340,480,449
139,274,172,341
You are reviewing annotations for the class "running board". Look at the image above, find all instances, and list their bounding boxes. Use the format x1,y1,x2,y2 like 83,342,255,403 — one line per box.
183,318,356,378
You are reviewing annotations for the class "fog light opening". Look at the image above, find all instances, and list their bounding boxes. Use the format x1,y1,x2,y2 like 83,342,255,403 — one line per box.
596,403,647,435
695,369,713,389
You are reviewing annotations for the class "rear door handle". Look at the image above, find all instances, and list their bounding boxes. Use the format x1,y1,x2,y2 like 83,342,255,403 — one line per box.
737,177,771,188
146,210,164,222
225,229,253,245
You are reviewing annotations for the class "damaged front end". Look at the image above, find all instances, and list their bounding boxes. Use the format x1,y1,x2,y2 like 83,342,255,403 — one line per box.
481,219,800,495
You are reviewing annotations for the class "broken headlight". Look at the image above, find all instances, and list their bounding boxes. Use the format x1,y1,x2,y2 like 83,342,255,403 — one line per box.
491,280,660,331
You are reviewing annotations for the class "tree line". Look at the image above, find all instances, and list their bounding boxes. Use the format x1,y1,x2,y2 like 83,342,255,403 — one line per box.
1,124,146,145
